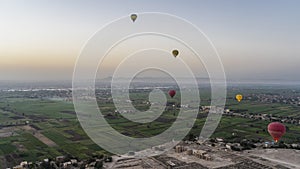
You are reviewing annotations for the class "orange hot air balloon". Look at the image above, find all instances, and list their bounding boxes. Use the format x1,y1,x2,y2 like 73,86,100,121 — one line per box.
235,94,243,102
268,122,286,142
168,90,176,98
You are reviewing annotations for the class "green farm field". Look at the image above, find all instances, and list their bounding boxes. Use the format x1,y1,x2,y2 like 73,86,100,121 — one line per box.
0,86,300,167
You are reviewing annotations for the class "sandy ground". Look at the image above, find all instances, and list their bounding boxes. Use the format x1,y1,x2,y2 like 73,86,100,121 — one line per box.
167,150,234,168
248,149,300,169
105,147,300,169
21,125,57,147
104,156,165,169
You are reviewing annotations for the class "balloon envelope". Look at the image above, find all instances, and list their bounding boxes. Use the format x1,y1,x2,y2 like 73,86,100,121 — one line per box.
235,94,243,102
172,50,179,57
168,90,176,98
130,14,137,22
268,122,286,142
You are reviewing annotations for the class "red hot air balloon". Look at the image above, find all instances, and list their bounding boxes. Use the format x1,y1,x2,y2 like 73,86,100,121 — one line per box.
168,90,176,98
268,122,286,143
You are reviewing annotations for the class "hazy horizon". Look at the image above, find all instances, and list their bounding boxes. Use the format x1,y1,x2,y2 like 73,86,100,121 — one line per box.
1,0,299,81
1,76,300,87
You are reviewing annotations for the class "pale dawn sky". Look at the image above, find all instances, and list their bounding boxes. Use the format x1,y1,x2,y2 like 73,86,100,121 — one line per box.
0,0,299,81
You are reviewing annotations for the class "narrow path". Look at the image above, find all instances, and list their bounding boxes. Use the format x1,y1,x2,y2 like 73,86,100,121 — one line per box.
21,125,57,147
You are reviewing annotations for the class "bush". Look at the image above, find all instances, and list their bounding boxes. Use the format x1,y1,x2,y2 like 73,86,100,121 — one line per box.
95,161,103,169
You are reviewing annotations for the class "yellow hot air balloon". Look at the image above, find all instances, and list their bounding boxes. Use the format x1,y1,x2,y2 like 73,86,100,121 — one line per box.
172,49,179,58
235,94,243,102
130,14,137,22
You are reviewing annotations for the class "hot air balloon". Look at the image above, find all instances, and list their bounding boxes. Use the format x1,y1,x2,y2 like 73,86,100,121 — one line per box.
235,94,243,102
130,14,137,22
172,50,179,58
168,90,176,98
268,122,286,143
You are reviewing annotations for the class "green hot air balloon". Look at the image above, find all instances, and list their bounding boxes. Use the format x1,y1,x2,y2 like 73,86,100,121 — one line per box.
130,14,137,22
172,50,179,58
